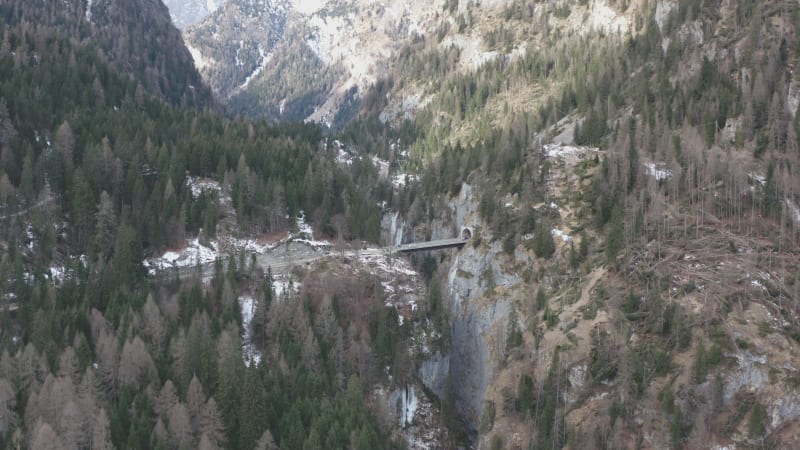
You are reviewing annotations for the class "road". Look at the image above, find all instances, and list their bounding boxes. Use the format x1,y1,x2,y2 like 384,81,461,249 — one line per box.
152,237,463,282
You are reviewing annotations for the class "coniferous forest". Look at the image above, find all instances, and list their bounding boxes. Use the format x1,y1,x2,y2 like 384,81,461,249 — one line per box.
0,1,397,448
5,0,800,449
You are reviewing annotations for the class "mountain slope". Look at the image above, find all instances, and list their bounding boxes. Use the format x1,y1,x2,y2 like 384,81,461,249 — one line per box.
373,0,800,448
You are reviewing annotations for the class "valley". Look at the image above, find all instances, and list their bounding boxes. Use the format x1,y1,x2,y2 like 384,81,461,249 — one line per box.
1,0,800,449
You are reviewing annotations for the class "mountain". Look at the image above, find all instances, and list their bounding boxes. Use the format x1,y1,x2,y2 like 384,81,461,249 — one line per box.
180,0,635,126
183,0,454,125
182,0,290,115
162,0,221,29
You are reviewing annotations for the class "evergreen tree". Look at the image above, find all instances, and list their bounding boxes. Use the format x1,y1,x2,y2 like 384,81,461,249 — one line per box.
112,223,145,287
238,365,268,450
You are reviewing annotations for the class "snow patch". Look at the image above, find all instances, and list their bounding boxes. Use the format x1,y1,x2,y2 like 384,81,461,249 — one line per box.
551,229,572,242
49,266,66,283
85,0,93,22
296,212,313,236
644,162,672,181
273,278,299,300
389,385,419,428
589,0,630,34
147,238,220,273
336,147,354,166
25,225,35,252
392,173,420,189
290,0,326,15
186,176,221,199
353,248,418,277
291,212,332,248
238,47,273,92
238,296,262,367
785,198,800,225
655,0,677,30
187,45,210,71
544,144,599,165
749,173,766,186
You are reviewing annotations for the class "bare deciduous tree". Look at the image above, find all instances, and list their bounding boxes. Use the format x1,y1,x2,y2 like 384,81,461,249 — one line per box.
118,337,157,388
186,375,206,437
31,420,62,450
59,400,88,449
0,378,17,435
255,429,278,450
142,294,167,352
57,346,80,383
200,397,226,449
156,380,179,420
90,408,113,450
168,402,192,450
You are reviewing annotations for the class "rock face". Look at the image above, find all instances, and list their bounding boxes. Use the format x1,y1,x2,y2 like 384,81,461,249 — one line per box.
409,183,519,435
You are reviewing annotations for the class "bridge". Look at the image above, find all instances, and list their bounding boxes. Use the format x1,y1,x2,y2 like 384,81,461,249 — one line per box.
395,238,468,253
393,227,472,253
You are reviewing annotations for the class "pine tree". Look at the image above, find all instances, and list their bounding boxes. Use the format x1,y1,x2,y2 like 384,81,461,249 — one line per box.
71,171,94,253
533,222,555,259
238,365,267,450
605,204,624,266
112,223,144,286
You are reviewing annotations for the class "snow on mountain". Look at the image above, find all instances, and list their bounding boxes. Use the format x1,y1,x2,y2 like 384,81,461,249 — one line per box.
163,0,220,29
